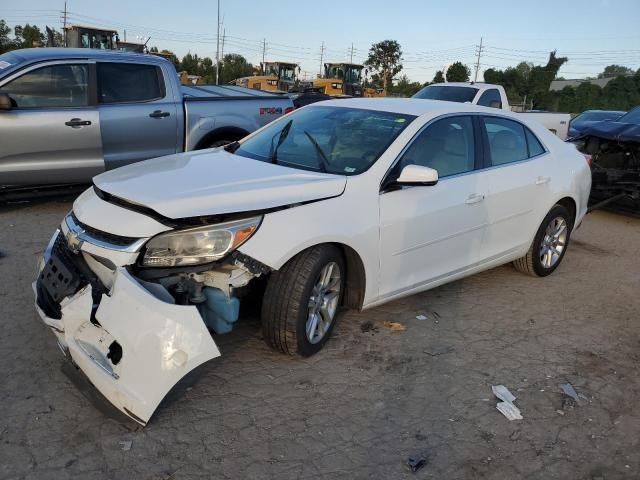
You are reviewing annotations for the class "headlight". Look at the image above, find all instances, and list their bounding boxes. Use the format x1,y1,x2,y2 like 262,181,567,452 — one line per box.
142,216,262,267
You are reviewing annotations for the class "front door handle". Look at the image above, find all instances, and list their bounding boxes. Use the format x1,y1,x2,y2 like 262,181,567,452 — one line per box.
65,118,91,128
465,193,485,205
536,176,551,185
149,110,170,118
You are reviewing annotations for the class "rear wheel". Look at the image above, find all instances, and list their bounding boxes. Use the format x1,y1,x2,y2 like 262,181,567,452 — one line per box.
261,245,344,357
513,204,572,277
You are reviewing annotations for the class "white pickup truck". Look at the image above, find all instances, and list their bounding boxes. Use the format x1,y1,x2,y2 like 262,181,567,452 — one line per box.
413,82,570,140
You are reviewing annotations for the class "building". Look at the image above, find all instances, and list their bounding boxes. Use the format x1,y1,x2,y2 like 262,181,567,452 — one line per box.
549,77,616,92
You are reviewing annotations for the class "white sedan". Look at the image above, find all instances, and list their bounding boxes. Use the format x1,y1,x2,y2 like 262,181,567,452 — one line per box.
34,98,592,425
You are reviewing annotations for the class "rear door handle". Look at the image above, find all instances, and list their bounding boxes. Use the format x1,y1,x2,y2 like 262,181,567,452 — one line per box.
149,110,170,118
536,176,551,185
65,118,91,128
465,193,485,205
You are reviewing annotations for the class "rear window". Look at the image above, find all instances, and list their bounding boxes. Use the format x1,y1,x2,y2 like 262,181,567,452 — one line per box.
413,85,478,103
97,62,164,103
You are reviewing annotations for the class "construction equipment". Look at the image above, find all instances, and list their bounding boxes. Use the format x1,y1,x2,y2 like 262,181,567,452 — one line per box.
234,62,299,93
313,63,364,97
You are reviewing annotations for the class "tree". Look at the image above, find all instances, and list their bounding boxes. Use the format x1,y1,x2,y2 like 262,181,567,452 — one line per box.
389,74,423,97
445,62,470,82
364,39,403,94
14,24,44,49
432,70,445,83
0,20,13,53
598,65,634,79
219,53,254,84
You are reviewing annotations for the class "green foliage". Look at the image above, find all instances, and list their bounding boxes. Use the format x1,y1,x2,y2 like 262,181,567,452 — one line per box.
598,64,634,79
364,39,403,93
388,74,423,97
445,62,470,82
432,70,444,83
0,20,11,53
14,24,45,49
219,53,254,84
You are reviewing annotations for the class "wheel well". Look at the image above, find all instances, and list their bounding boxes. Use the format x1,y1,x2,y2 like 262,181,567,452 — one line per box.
556,197,577,229
332,243,366,311
195,127,250,150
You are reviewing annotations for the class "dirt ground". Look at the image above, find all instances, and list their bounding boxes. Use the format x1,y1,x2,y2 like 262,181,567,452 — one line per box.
0,198,639,480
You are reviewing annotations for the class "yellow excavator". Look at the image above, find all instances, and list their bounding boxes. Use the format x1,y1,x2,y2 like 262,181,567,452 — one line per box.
234,62,299,93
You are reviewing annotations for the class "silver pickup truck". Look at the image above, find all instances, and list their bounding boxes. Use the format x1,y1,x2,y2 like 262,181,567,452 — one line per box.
0,48,294,186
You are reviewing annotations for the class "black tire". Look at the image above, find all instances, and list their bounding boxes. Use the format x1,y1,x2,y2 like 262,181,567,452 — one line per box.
261,245,345,357
513,204,573,277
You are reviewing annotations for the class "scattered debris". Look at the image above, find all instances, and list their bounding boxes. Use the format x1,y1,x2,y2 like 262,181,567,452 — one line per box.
119,440,132,451
556,410,565,416
423,345,454,357
405,452,428,473
360,320,378,333
492,385,523,421
415,314,428,321
560,383,580,402
492,385,516,403
509,430,521,441
383,320,406,332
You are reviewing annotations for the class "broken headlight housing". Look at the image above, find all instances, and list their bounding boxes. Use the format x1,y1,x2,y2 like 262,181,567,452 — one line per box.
142,216,262,267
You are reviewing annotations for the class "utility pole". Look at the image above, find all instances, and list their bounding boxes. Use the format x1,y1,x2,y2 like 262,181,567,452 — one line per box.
215,0,220,85
349,43,354,64
220,28,225,62
262,38,266,74
319,41,325,77
473,36,483,82
62,0,68,47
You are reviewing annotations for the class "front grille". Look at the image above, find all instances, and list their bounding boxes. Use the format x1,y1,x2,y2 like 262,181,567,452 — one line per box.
70,212,140,247
36,231,107,320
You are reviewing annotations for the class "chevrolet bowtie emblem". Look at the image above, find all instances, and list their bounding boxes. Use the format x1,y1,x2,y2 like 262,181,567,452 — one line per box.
65,227,84,254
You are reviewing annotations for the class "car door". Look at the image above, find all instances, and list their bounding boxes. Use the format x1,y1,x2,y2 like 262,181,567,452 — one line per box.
378,115,490,300
96,62,178,170
0,60,103,186
480,115,552,258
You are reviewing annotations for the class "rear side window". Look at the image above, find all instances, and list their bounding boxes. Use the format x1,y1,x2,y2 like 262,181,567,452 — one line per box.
483,116,528,166
97,62,163,103
477,89,502,109
0,64,88,108
525,129,545,157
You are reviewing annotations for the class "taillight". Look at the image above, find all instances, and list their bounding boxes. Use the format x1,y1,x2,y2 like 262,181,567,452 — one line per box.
284,106,294,114
582,153,593,167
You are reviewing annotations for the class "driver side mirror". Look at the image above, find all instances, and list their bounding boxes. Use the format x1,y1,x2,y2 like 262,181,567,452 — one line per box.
0,93,12,111
396,164,439,186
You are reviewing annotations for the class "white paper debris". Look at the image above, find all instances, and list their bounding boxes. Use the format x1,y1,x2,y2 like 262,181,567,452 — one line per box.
119,440,132,451
492,385,516,403
559,383,579,402
496,401,523,420
415,315,427,321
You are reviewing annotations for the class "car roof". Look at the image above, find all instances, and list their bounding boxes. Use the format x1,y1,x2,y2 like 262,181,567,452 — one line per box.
313,97,514,118
3,47,170,65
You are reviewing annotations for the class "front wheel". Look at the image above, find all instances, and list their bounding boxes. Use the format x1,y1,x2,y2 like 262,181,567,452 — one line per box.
261,245,344,357
513,204,572,277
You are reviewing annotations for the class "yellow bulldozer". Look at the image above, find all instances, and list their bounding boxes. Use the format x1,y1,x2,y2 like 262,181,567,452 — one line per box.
234,62,299,93
312,63,386,98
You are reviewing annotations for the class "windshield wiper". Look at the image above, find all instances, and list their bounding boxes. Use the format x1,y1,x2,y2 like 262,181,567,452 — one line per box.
269,119,293,164
303,130,329,172
224,141,240,153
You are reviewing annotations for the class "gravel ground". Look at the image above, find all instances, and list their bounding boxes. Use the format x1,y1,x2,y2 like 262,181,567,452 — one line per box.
0,199,639,480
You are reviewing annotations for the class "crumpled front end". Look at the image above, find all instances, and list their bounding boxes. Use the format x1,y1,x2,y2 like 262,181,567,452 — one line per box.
34,183,272,424
34,226,221,425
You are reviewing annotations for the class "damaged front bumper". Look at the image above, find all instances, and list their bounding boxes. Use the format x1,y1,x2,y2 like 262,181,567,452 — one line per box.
33,230,221,426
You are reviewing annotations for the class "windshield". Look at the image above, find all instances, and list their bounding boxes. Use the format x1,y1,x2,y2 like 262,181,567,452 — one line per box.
413,85,479,103
572,110,625,125
234,106,415,175
617,107,640,125
345,67,362,84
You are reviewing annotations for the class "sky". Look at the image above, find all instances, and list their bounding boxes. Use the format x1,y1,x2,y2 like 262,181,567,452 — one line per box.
2,0,640,83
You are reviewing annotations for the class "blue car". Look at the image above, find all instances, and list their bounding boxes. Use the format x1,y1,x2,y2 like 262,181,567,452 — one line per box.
568,109,626,138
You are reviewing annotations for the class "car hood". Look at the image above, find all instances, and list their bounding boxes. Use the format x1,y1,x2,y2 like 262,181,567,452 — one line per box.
580,121,640,143
93,149,347,219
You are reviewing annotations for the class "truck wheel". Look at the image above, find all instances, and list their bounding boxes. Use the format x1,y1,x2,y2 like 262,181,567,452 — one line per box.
513,204,572,277
262,245,344,357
